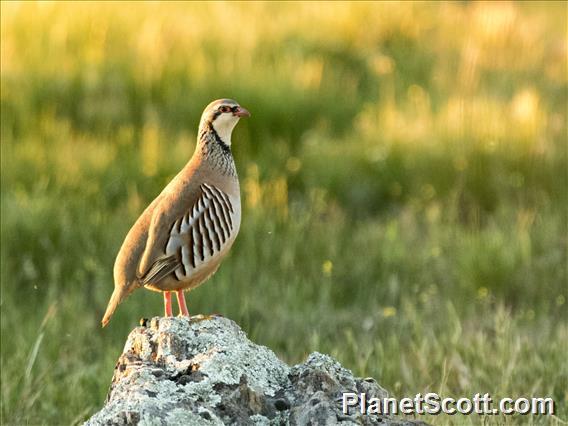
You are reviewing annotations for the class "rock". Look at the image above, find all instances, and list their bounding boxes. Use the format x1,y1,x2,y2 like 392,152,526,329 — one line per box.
86,316,426,426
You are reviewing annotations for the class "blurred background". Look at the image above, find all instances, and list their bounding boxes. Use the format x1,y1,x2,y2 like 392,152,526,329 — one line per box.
1,2,566,424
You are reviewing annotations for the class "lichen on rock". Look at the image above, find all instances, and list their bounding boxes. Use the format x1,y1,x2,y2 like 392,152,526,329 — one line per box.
86,316,425,425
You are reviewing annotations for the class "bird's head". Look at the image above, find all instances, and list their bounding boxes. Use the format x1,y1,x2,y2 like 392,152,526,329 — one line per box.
199,99,250,146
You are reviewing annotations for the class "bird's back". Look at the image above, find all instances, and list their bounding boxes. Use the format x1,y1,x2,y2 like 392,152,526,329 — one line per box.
113,192,162,290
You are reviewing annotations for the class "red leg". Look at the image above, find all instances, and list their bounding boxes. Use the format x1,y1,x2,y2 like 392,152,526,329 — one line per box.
164,291,173,317
176,290,190,317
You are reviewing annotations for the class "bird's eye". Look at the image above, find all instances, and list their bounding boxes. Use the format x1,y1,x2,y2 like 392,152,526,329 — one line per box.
219,106,231,113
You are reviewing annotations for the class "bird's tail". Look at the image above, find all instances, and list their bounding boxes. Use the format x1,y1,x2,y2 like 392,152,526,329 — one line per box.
101,283,136,327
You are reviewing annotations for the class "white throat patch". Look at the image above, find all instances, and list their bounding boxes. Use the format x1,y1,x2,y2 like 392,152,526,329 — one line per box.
212,113,240,146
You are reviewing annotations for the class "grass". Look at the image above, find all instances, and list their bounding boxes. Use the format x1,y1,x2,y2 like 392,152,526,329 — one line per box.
1,2,567,425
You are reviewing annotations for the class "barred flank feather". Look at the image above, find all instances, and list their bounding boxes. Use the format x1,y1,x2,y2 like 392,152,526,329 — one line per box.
165,184,236,282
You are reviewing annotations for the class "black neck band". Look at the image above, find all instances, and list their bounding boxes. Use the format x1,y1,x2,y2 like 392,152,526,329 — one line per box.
207,123,231,154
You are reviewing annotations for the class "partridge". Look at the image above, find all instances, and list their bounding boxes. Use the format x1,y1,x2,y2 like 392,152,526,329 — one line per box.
102,99,250,327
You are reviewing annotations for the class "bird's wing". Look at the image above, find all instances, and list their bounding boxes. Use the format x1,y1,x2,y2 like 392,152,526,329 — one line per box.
138,183,236,285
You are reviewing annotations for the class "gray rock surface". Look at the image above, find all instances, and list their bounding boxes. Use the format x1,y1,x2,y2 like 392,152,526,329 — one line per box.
86,316,425,425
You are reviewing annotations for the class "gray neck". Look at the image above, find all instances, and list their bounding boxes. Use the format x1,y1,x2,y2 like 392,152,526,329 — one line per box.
197,127,237,177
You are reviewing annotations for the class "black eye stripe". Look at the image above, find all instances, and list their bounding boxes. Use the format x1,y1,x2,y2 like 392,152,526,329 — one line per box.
218,105,237,114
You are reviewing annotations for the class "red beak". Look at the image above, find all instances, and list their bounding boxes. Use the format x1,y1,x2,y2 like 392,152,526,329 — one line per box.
234,106,251,117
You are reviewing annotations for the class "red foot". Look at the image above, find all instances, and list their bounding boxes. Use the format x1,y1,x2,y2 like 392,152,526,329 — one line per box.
164,291,173,317
176,290,190,316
